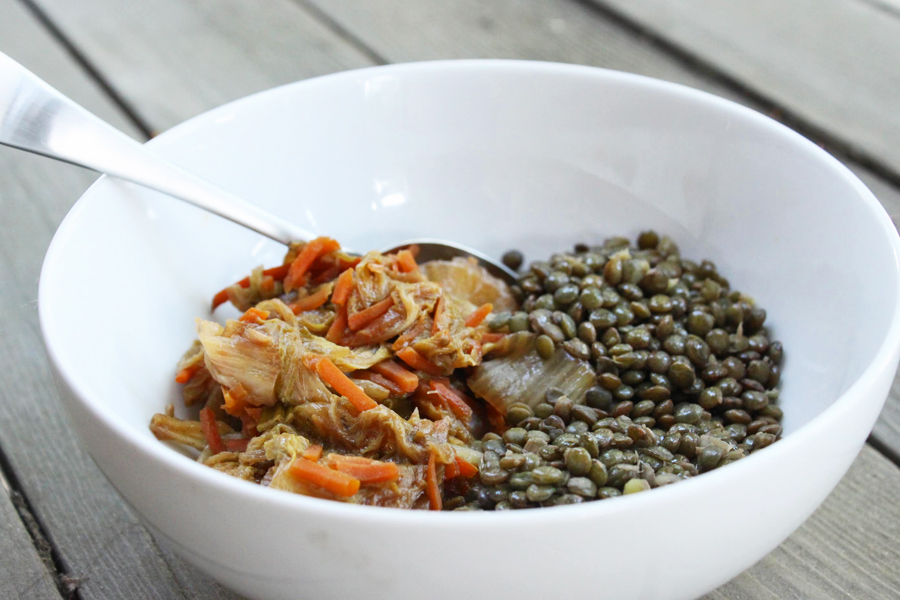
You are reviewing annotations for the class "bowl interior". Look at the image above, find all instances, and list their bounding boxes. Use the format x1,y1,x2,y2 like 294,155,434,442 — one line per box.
41,61,898,464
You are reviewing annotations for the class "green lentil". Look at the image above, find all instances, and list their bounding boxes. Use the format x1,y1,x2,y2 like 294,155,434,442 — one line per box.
460,232,785,511
623,478,651,494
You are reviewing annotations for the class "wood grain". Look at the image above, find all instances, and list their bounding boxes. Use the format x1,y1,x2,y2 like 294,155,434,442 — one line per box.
706,445,900,599
588,0,900,178
0,482,61,600
0,1,241,598
26,0,377,133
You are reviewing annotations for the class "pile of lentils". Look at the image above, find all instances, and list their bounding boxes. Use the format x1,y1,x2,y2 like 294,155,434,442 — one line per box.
444,231,784,511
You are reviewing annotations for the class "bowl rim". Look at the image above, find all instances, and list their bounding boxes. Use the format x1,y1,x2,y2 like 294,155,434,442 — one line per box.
38,58,900,525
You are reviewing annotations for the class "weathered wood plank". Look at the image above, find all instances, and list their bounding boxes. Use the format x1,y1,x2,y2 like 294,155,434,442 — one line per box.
0,143,247,600
588,0,900,178
0,1,243,598
0,480,62,600
26,0,376,133
706,445,900,599
294,0,900,457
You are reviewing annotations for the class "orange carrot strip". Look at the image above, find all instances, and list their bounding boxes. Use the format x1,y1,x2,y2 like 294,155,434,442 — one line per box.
465,303,493,328
456,455,478,478
211,264,291,310
371,360,419,393
290,285,331,314
331,268,355,305
211,289,231,311
431,381,474,420
326,303,348,344
290,457,360,496
444,457,461,480
260,275,275,293
482,332,506,344
262,264,292,281
426,451,442,511
314,357,377,412
396,249,418,273
347,297,394,331
353,370,405,396
240,307,270,323
225,438,249,452
175,364,200,384
431,296,445,335
302,444,323,462
326,454,400,483
222,385,248,418
199,408,226,455
284,237,340,291
397,347,444,377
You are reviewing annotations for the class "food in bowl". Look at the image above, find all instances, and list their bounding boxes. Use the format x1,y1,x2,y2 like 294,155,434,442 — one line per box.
151,230,784,510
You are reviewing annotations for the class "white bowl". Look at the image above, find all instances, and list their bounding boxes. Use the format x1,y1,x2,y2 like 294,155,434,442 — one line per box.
39,60,900,600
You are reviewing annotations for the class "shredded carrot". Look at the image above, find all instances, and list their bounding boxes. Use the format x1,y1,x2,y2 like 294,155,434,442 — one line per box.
284,237,340,291
326,303,348,344
260,275,275,293
465,303,493,328
482,332,506,344
199,408,226,455
290,285,331,314
395,249,418,273
431,381,474,420
240,307,270,323
222,385,248,417
211,264,291,310
396,347,444,377
261,263,292,281
444,457,461,480
456,455,478,478
225,438,249,452
353,370,405,396
175,364,200,384
426,451,442,511
211,289,232,312
347,296,395,331
326,454,400,483
290,457,360,496
431,296,445,335
371,359,419,393
302,444,323,461
331,268,355,305
313,356,378,412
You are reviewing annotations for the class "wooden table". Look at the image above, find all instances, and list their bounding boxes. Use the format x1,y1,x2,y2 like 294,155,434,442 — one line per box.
2,1,899,598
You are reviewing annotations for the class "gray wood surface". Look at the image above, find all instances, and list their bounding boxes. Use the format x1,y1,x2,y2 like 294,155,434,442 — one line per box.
0,481,61,600
2,0,900,598
26,0,376,132
0,1,239,598
589,0,900,180
707,445,900,600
